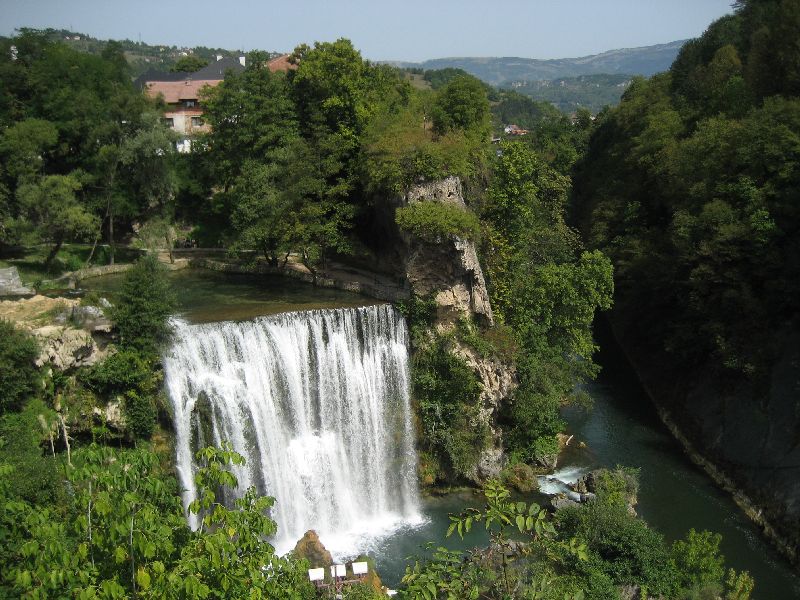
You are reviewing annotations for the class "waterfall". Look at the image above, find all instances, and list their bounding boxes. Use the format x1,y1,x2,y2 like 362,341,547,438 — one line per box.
164,304,422,556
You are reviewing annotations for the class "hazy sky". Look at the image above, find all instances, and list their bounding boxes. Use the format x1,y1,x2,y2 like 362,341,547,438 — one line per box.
1,0,735,62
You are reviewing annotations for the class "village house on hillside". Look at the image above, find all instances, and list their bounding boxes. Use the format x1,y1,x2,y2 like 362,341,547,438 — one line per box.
137,54,295,152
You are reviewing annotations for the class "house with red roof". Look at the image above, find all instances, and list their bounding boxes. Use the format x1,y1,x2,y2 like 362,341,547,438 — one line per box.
139,54,296,152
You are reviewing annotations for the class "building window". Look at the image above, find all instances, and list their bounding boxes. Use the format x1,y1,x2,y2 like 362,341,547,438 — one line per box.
163,117,174,128
185,100,196,108
191,116,204,127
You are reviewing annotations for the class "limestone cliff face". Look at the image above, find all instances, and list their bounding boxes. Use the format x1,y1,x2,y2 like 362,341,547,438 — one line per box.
452,342,517,482
1,295,109,370
397,177,516,483
399,176,494,327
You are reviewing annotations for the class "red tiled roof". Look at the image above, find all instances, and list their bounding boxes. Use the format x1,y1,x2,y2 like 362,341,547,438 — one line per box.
267,54,297,73
144,79,221,103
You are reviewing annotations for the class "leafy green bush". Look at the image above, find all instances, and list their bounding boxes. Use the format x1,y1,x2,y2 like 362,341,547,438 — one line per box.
395,293,438,346
555,501,680,597
672,529,725,594
80,349,152,396
594,466,640,508
111,255,176,355
0,399,61,504
124,390,156,440
396,201,481,243
0,320,39,414
412,337,486,481
80,349,160,441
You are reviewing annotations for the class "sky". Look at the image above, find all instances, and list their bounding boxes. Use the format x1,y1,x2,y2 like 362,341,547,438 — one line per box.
1,0,735,62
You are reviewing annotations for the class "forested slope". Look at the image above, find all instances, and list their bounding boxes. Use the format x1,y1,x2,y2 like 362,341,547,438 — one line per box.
572,0,800,561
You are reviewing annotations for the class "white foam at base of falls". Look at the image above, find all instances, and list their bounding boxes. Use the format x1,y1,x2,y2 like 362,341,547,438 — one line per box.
537,465,590,496
164,304,422,557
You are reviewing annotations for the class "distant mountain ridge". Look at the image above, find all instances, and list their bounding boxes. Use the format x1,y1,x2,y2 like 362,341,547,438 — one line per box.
390,40,687,85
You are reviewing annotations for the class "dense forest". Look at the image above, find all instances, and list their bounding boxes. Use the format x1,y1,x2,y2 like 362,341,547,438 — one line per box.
0,9,778,598
573,0,800,565
503,74,633,114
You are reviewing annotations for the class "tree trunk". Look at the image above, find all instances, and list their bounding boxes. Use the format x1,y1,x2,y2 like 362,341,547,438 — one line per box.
108,206,115,265
58,413,71,467
87,209,109,267
44,238,63,268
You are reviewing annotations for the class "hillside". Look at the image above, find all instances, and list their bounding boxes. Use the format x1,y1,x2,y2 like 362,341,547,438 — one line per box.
5,28,262,76
391,40,686,86
503,73,633,113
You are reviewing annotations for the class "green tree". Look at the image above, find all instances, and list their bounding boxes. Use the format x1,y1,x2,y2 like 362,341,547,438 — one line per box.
0,118,58,184
671,529,726,593
171,55,209,72
431,75,491,136
111,254,176,355
0,320,39,414
16,173,98,266
228,160,294,266
0,442,316,599
202,52,298,189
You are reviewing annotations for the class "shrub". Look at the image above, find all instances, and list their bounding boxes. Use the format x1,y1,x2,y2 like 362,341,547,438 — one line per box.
395,293,437,346
80,349,152,396
555,501,680,597
594,466,640,508
412,337,486,481
124,390,156,440
0,399,61,504
395,201,481,243
499,461,537,493
0,320,39,414
111,254,176,355
672,529,726,593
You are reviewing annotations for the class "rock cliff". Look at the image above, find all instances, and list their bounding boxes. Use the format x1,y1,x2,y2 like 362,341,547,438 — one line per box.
399,176,494,327
609,316,800,565
396,177,516,483
1,295,110,370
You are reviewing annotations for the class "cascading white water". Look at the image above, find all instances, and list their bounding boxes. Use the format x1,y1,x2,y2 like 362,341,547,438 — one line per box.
164,304,422,556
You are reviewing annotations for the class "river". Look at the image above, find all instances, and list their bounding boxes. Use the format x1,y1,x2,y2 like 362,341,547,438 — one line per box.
557,319,800,599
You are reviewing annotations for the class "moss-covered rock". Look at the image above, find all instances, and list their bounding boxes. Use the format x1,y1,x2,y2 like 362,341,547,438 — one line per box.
501,462,538,493
293,530,333,568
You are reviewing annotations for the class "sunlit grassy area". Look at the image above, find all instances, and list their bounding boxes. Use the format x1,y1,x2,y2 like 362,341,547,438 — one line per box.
0,245,143,286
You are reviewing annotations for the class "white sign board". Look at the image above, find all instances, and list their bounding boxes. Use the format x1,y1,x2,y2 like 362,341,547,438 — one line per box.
352,561,369,576
308,568,325,582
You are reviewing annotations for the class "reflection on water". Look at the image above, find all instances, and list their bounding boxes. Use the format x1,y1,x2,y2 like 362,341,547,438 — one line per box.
82,268,377,322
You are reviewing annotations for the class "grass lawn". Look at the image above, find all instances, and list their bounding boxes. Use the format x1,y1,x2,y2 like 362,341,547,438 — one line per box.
0,244,143,286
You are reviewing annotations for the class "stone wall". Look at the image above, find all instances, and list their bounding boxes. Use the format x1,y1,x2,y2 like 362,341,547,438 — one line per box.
189,258,411,303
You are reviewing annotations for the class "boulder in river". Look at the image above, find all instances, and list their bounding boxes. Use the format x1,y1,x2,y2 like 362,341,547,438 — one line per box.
293,530,333,568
